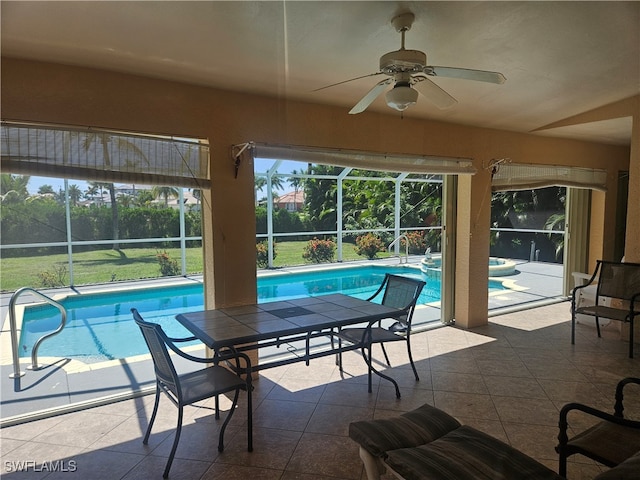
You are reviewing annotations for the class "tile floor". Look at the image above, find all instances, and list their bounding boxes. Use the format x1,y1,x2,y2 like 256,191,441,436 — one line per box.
1,301,639,480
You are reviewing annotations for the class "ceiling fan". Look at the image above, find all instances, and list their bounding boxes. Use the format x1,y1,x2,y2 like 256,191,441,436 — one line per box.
316,12,506,115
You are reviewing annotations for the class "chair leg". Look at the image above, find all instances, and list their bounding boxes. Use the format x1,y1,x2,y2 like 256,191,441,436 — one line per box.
595,317,601,338
558,452,568,478
247,383,253,452
362,343,401,398
629,317,634,359
143,384,161,445
337,338,343,371
164,405,184,479
571,311,576,345
380,343,392,367
215,394,220,420
406,339,420,382
362,344,373,393
217,390,239,453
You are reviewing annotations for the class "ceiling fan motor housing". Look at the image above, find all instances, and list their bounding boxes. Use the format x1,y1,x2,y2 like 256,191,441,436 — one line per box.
380,49,427,75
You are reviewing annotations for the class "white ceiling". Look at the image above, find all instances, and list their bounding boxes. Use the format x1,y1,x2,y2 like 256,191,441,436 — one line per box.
2,1,638,146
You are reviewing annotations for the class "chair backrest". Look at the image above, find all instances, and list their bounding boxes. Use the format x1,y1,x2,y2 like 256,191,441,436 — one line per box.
379,274,426,325
596,260,640,302
132,308,180,397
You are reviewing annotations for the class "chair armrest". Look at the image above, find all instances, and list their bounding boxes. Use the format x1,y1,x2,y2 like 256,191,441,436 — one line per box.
366,279,387,302
163,340,253,377
571,262,603,301
557,402,640,449
572,272,594,286
165,335,198,343
615,377,640,417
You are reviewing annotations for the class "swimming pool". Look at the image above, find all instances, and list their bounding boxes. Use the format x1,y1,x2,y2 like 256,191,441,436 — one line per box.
18,265,507,363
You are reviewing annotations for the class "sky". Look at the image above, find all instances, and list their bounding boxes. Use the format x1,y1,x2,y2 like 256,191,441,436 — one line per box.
24,159,407,198
27,176,88,195
25,158,306,195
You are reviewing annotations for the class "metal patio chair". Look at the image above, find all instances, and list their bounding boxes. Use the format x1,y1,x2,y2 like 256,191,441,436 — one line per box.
132,308,253,479
336,273,426,398
556,377,640,478
571,260,640,358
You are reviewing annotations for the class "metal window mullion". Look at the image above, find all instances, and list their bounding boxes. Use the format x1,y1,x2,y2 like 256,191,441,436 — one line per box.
179,188,187,276
63,179,74,286
392,178,402,255
336,167,351,262
266,160,281,268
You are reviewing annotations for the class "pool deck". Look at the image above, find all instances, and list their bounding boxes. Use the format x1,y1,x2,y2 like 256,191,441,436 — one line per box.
1,257,564,425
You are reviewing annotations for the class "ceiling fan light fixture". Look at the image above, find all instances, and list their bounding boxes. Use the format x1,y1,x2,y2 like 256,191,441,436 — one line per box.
385,85,418,111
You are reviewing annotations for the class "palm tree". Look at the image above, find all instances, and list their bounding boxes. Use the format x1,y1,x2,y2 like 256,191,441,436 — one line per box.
86,182,106,204
152,185,179,206
254,176,267,193
82,133,149,251
255,172,285,205
0,173,30,200
289,169,305,196
117,194,133,208
67,184,83,206
37,184,55,195
544,212,566,259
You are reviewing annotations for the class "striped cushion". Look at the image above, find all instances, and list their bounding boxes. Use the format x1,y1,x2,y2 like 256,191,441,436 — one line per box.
384,425,563,480
349,404,461,458
594,451,640,479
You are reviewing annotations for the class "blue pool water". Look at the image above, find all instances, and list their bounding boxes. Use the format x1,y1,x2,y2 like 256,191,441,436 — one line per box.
19,265,506,363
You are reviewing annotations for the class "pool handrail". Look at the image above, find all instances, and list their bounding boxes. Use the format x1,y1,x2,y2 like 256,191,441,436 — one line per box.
8,287,68,378
388,234,409,264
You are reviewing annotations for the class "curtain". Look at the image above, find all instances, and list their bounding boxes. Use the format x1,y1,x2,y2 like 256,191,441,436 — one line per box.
491,163,607,192
233,142,476,175
1,122,209,188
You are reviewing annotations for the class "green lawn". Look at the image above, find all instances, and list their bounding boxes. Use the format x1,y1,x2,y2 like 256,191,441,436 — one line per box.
0,248,203,292
0,241,391,292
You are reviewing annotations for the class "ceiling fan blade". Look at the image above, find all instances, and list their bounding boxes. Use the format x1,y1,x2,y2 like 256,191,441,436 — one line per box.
313,72,385,92
427,66,506,84
412,76,458,109
349,78,393,114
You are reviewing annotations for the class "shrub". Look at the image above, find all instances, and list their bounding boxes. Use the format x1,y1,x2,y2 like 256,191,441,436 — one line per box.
256,240,277,268
302,237,336,263
402,231,428,254
156,250,180,276
355,233,385,260
37,265,67,287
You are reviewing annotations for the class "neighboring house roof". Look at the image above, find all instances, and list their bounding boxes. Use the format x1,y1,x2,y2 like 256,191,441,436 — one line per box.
166,191,200,206
275,191,304,204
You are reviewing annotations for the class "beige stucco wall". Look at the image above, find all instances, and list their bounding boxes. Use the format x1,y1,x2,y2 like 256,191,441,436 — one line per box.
1,58,634,327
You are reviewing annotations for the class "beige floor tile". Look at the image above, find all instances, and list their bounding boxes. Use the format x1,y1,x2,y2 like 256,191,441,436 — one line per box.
30,410,128,448
252,398,316,431
306,404,373,436
202,463,283,479
319,381,378,408
431,371,489,394
285,432,362,479
216,427,302,471
432,391,499,421
492,395,559,426
3,302,637,480
502,422,563,462
121,454,211,480
482,374,547,399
